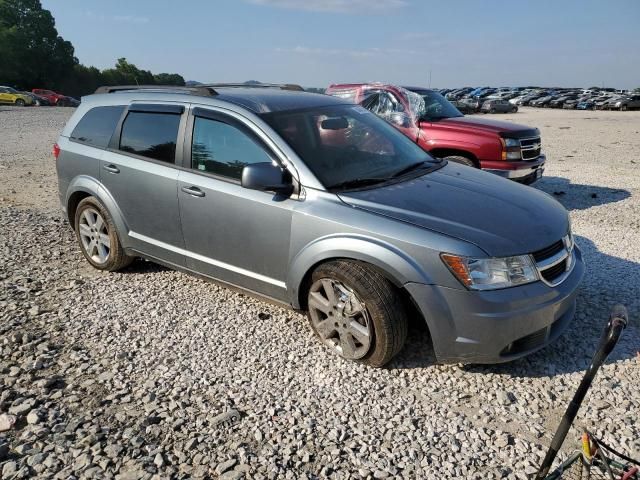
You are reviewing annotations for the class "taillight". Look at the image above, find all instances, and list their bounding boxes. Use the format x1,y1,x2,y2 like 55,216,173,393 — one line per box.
53,143,60,160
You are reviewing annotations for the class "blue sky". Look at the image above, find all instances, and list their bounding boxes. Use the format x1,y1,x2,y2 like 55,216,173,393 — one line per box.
42,0,640,89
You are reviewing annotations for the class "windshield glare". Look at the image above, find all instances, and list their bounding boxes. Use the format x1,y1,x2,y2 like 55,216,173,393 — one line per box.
261,105,438,190
410,90,464,119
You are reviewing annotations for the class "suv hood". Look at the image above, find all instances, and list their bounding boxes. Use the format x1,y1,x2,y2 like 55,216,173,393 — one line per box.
422,116,539,138
337,163,568,257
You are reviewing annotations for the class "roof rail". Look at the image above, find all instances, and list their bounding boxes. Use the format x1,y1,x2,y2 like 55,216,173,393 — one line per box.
200,83,305,92
94,85,218,96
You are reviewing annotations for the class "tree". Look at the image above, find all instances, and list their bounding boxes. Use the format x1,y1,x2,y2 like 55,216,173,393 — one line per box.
153,73,185,86
0,0,187,95
0,0,77,89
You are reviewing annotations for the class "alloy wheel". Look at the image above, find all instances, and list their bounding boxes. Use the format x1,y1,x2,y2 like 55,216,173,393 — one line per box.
308,278,372,360
78,208,111,264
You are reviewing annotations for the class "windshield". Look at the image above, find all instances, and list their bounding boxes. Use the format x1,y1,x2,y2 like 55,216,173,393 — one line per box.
261,104,440,190
5,87,19,93
409,89,464,120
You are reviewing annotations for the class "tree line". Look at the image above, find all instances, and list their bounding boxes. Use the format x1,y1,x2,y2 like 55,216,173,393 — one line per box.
0,0,185,97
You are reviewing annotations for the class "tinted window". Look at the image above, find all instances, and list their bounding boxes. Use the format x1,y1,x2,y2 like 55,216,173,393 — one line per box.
71,106,125,148
119,111,180,163
191,116,271,179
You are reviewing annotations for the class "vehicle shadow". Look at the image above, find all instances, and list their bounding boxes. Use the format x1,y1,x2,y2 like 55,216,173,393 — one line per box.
390,235,639,375
119,257,170,274
534,176,630,211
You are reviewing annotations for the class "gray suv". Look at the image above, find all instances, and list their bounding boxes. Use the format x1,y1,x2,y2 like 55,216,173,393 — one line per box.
55,84,584,367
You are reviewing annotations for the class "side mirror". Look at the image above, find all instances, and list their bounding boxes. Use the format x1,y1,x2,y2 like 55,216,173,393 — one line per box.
241,162,293,196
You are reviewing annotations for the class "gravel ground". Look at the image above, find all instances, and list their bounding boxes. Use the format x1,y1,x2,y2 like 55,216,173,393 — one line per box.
0,105,639,479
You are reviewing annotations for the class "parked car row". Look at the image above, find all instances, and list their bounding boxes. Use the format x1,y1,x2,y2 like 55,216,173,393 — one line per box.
0,86,80,107
440,86,639,111
54,83,582,367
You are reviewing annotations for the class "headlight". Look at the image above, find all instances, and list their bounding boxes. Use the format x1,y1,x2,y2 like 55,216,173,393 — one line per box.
441,253,538,290
615,102,622,107
501,138,521,160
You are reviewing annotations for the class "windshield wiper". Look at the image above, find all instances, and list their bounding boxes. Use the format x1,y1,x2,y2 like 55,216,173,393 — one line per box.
328,177,388,191
391,161,433,178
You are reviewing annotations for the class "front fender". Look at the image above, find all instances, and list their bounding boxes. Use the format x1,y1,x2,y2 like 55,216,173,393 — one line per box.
287,234,433,309
65,176,130,247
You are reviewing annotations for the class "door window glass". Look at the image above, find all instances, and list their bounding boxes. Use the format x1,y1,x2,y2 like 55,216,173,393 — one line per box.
119,111,181,163
191,116,271,179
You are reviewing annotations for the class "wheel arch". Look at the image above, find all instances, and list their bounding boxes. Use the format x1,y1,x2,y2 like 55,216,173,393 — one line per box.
428,148,479,167
65,176,129,243
287,235,433,310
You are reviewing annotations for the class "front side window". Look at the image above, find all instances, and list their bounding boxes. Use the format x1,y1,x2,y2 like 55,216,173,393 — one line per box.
262,104,439,189
191,116,271,180
119,111,180,163
71,105,125,148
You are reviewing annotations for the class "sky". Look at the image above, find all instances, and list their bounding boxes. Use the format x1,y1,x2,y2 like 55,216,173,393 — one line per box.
41,0,640,89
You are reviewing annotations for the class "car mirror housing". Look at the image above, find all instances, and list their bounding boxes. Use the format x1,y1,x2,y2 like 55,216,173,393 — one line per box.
241,162,293,196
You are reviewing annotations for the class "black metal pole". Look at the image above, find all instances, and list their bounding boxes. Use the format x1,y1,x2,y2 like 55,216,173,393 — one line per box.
535,305,628,480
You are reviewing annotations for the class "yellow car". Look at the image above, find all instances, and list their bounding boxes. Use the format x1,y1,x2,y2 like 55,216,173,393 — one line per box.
0,86,34,106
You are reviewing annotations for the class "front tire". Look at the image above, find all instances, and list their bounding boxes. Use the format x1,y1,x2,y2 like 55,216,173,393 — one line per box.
306,261,407,367
74,197,133,271
443,155,476,168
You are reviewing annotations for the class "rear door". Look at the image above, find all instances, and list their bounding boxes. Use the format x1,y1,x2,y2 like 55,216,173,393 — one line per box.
177,107,294,301
101,103,188,266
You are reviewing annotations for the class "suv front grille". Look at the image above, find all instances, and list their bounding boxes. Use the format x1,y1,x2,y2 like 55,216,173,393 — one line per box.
520,136,542,161
531,237,574,287
532,240,564,262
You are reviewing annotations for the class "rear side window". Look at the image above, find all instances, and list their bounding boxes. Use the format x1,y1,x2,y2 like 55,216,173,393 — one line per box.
119,111,181,163
70,106,125,148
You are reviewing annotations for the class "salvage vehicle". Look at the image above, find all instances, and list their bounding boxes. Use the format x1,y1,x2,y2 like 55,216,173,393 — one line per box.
480,99,518,113
326,83,545,184
55,84,582,367
0,86,34,106
32,88,74,106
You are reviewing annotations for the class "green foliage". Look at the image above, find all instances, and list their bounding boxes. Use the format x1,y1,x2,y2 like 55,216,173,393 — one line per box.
0,0,185,96
0,0,77,89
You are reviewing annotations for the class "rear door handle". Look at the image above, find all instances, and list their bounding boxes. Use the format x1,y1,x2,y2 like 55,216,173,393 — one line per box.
103,164,120,174
181,186,205,198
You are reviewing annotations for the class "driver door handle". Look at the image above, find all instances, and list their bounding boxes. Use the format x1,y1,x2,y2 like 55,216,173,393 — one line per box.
103,164,120,174
181,186,205,198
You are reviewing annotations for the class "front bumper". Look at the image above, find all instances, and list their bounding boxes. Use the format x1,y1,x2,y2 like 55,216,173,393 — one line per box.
482,154,546,183
405,245,584,364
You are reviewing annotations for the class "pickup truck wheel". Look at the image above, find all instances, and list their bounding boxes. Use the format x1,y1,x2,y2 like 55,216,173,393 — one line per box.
307,261,407,367
74,197,133,272
443,155,476,168
15,99,25,107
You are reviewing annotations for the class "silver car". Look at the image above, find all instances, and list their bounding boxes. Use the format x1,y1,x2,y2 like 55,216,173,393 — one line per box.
55,85,584,367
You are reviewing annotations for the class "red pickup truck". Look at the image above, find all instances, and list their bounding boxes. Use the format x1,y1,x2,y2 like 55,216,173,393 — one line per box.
326,83,546,184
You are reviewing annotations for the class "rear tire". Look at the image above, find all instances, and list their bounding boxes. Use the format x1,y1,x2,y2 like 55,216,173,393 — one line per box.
74,197,133,272
511,107,518,113
490,108,496,113
15,99,25,107
621,105,628,111
443,155,476,168
306,261,407,367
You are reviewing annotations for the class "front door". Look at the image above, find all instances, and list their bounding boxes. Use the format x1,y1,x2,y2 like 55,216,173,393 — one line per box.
177,108,293,301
